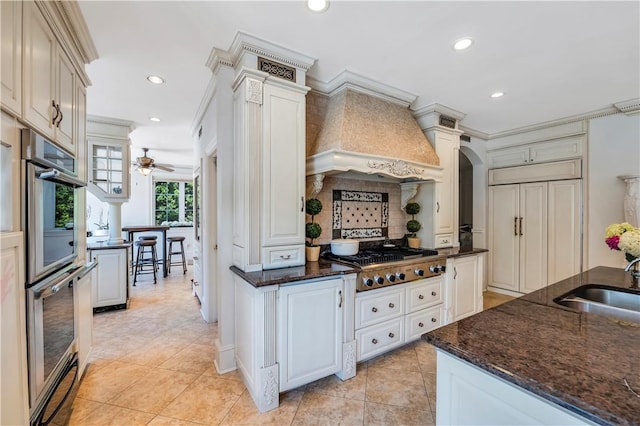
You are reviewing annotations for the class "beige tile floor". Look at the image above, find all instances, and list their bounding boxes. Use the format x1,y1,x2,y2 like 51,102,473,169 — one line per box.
70,269,513,426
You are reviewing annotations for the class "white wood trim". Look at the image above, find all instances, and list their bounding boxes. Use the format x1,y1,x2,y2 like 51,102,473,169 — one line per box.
489,159,582,185
486,120,588,149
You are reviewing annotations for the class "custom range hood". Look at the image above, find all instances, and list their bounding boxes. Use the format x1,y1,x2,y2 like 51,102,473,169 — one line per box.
306,71,442,183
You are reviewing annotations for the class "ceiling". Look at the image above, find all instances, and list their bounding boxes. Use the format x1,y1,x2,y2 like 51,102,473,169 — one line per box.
78,1,640,168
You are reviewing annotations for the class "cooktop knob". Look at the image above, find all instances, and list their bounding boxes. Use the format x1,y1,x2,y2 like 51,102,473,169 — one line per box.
396,272,406,280
415,269,425,277
386,273,396,282
429,265,441,273
362,277,374,287
374,275,385,285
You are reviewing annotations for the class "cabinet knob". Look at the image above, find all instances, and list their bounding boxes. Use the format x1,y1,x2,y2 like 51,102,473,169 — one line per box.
388,302,395,308
372,307,378,313
431,317,437,323
372,338,378,344
418,294,424,300
431,291,437,296
388,332,394,338
418,322,424,327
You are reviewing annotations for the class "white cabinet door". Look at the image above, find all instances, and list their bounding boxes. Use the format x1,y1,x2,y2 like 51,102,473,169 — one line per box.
547,180,581,284
91,248,128,308
278,278,343,391
519,182,548,293
487,146,530,168
23,1,57,140
451,255,480,322
261,83,305,249
1,232,29,426
528,137,583,164
75,270,93,378
55,49,75,153
488,185,520,292
1,0,22,117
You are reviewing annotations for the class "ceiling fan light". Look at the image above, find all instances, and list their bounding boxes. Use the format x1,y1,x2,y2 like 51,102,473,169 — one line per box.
137,166,153,176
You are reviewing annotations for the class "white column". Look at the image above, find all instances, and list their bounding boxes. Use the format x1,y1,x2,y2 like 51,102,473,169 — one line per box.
618,175,640,227
107,202,124,245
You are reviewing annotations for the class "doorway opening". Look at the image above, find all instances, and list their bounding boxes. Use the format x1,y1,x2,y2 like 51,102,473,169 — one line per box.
459,151,473,250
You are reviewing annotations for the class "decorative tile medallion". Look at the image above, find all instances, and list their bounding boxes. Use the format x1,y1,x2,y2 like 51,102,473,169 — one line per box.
333,190,389,239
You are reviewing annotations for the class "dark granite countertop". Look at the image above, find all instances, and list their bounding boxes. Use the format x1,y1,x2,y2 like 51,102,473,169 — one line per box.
438,247,488,258
230,260,357,288
424,266,640,426
87,241,133,250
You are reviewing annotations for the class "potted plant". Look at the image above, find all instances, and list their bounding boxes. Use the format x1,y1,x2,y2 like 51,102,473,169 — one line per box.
305,198,323,261
405,202,421,249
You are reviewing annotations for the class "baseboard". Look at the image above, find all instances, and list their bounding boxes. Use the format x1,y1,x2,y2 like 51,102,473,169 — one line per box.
214,339,236,374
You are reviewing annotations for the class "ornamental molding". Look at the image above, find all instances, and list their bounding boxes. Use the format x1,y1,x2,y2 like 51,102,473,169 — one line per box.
367,159,425,177
262,368,278,407
412,102,467,131
614,98,640,116
230,31,316,72
400,182,419,210
306,149,443,183
206,48,234,73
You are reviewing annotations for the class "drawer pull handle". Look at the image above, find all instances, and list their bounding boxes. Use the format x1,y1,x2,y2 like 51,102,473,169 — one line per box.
279,254,291,260
431,317,437,323
372,338,378,344
388,332,394,338
388,303,395,308
431,291,437,296
372,307,378,313
418,322,424,327
418,294,424,300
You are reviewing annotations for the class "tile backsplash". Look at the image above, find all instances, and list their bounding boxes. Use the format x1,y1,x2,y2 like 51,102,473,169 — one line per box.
307,176,406,245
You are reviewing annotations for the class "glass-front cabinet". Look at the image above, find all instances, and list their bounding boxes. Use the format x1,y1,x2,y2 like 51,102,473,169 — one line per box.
87,138,130,202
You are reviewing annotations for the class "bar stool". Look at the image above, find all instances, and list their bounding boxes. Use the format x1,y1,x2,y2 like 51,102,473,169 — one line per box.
137,235,159,271
167,236,187,274
134,239,158,285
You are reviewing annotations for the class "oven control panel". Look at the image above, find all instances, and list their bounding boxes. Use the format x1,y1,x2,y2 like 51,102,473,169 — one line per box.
357,259,447,291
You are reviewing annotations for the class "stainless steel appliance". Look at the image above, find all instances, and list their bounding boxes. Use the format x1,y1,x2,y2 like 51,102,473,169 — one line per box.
323,247,447,291
22,129,85,285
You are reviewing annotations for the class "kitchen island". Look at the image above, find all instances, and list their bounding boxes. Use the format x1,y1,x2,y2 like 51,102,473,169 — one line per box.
424,266,640,426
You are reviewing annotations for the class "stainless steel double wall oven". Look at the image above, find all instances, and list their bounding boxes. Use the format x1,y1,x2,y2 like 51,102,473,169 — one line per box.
22,128,86,425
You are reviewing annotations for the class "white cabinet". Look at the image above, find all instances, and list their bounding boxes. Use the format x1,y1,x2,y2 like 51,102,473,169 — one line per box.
436,351,592,425
488,178,581,295
355,276,444,361
89,247,129,309
23,1,76,154
278,278,344,391
488,183,547,294
1,232,29,426
1,112,22,232
88,139,130,201
423,127,462,248
232,73,308,271
1,0,22,117
447,254,484,322
487,137,583,169
75,266,94,379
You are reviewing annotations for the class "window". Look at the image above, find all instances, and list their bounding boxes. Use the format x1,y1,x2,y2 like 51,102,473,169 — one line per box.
154,180,194,225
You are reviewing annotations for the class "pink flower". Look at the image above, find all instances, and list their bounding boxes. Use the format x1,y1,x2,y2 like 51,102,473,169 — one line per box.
605,235,620,250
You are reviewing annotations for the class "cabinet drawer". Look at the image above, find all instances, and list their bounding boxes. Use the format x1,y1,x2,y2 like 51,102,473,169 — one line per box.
405,306,444,342
355,287,404,329
262,245,304,269
435,234,454,248
406,277,443,313
355,318,404,361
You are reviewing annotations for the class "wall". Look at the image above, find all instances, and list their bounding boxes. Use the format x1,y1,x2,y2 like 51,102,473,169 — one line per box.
308,176,408,245
587,113,640,268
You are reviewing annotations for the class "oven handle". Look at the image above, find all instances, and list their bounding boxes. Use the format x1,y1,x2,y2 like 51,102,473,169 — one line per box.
32,266,85,300
36,168,85,188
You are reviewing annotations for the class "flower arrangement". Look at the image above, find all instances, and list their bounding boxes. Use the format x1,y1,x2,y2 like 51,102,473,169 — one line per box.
605,222,640,262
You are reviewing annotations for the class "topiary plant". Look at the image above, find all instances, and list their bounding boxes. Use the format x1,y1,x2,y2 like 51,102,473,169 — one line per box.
305,198,323,246
405,202,421,237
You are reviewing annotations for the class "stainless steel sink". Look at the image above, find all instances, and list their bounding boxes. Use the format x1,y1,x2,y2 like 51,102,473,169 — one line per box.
554,285,640,323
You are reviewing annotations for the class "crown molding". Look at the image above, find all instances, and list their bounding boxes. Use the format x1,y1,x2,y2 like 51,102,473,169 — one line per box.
458,125,489,141
57,1,99,63
412,102,467,130
229,31,316,72
614,98,640,116
206,48,234,74
307,70,416,107
87,115,135,141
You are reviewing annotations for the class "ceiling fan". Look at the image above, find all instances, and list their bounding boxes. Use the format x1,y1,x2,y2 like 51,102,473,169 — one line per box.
134,148,175,176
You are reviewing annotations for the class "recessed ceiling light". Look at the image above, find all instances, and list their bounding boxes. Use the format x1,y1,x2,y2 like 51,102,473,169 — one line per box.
307,0,329,13
491,92,505,98
149,117,161,122
146,75,165,84
453,37,474,51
